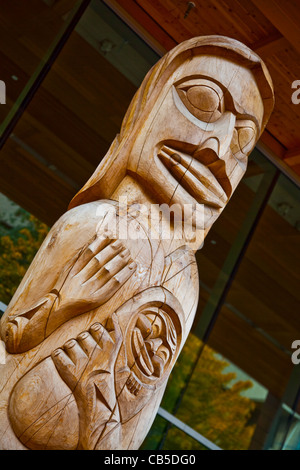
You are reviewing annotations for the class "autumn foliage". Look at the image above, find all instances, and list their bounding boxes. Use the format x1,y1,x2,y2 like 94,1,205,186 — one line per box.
0,214,49,306
143,333,256,450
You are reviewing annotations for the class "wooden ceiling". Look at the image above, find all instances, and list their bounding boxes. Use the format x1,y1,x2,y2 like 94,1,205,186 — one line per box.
108,0,300,179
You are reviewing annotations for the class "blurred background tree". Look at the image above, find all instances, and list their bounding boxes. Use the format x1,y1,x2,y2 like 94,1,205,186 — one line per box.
0,202,49,306
143,334,256,450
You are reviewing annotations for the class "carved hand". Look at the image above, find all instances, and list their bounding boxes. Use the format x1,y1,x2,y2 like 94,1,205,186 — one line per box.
52,314,123,450
51,234,137,326
4,234,136,353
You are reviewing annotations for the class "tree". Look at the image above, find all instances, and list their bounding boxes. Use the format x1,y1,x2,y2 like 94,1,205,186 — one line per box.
0,211,48,306
143,334,256,450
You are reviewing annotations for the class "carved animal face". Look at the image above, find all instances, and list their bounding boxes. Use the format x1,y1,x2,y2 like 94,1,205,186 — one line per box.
127,55,264,230
114,288,184,428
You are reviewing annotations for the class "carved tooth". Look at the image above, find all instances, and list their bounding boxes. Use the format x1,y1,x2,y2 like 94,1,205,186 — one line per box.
137,347,154,376
126,373,142,396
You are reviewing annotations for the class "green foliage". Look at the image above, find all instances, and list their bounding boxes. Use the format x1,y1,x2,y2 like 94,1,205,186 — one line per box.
144,333,256,450
0,212,49,306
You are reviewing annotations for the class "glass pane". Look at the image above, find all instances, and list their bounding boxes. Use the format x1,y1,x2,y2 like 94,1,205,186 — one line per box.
268,403,300,450
160,425,207,451
162,332,268,450
282,407,300,450
224,173,300,352
0,0,159,225
207,172,300,399
140,415,168,450
141,415,207,450
202,172,300,448
0,193,48,309
0,0,86,134
193,149,277,336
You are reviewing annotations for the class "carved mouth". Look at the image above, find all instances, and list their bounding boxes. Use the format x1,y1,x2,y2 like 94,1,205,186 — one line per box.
157,144,229,208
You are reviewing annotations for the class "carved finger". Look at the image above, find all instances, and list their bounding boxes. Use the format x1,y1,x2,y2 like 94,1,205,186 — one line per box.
97,323,114,348
89,322,105,347
72,232,113,275
91,250,133,291
77,330,99,357
88,322,114,352
51,348,77,390
79,240,124,282
63,338,88,366
94,261,137,300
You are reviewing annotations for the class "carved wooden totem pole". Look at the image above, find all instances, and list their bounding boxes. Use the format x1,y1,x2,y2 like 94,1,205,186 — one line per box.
0,36,274,450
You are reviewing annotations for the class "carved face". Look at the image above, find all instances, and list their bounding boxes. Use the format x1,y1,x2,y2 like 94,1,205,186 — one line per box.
114,289,184,429
127,55,264,229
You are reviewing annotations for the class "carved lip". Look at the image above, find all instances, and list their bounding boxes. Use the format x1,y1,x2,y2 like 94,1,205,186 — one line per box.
157,144,228,208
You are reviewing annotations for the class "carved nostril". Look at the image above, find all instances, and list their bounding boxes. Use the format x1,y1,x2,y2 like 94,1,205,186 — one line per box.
193,138,219,165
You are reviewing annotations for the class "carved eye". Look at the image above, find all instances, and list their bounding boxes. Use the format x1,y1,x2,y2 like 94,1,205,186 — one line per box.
177,84,223,123
186,86,220,112
231,123,256,166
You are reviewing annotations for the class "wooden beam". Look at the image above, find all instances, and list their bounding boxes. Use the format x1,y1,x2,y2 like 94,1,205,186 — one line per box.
252,34,290,57
259,130,286,160
103,0,175,54
283,147,300,167
251,0,300,55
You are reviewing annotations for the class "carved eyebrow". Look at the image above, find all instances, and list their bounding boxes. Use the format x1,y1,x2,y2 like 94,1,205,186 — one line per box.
175,75,261,131
223,90,261,132
176,76,260,128
176,77,224,100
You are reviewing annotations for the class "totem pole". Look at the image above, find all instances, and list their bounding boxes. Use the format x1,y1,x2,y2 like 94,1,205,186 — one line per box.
0,36,274,450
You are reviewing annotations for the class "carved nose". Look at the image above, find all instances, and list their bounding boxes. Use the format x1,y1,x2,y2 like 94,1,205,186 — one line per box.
196,111,236,161
193,138,219,165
